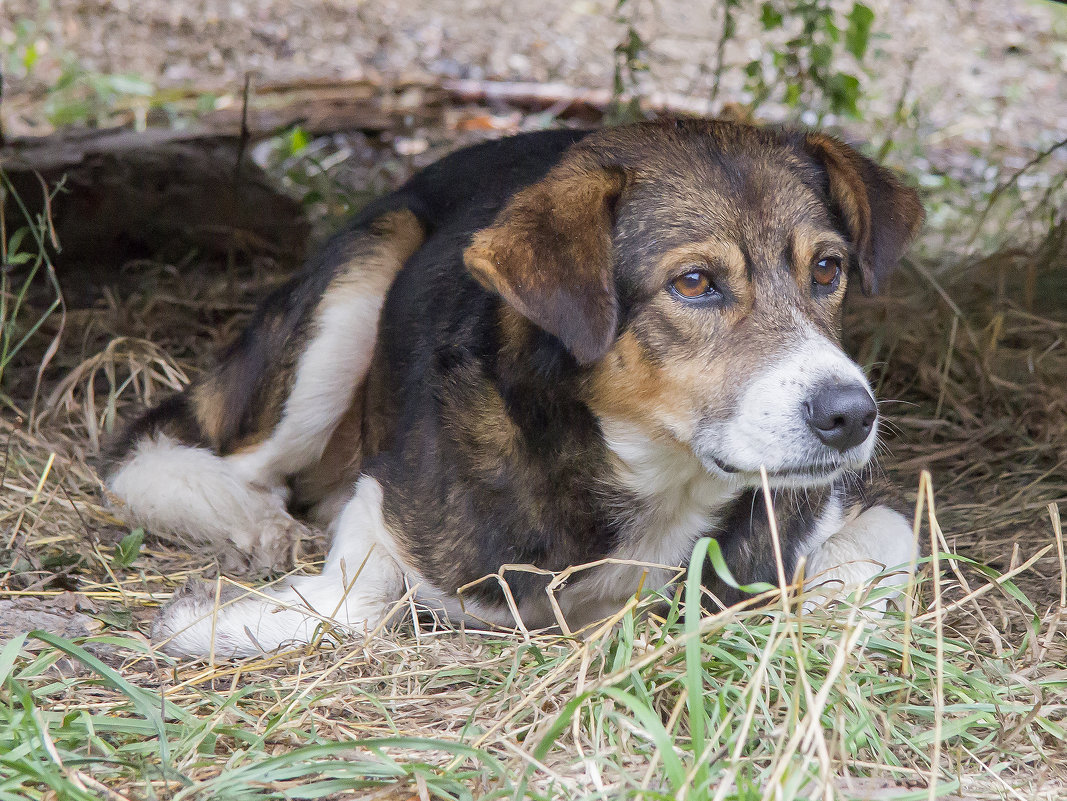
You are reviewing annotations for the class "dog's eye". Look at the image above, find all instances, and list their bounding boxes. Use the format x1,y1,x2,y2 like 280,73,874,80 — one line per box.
812,257,842,292
670,269,719,300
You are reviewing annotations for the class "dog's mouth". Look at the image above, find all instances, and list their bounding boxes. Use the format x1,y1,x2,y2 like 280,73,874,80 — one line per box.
709,455,848,483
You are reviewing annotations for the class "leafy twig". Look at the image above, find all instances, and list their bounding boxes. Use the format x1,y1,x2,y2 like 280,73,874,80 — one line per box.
966,135,1067,251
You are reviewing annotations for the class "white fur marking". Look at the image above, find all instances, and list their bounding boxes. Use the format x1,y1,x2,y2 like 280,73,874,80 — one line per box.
107,434,305,572
227,271,395,488
803,504,916,613
700,327,876,487
153,477,404,657
556,419,737,630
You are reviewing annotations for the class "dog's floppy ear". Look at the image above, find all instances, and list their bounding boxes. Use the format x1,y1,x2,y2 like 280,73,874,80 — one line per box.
464,164,626,365
805,133,924,294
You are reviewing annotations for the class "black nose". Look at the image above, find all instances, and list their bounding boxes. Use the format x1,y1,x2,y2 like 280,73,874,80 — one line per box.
803,383,877,453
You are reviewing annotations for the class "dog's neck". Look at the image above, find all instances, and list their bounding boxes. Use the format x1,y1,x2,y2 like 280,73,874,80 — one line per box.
597,417,739,552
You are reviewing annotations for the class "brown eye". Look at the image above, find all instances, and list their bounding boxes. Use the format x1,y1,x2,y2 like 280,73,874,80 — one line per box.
671,269,717,299
812,257,842,289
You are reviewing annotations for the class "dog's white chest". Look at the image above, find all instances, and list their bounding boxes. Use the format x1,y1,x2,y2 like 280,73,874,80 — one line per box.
553,419,737,628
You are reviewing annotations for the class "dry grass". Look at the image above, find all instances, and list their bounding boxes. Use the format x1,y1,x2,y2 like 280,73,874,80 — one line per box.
1,139,1065,799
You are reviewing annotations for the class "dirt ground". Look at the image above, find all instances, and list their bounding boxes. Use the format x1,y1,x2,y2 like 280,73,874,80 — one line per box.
4,0,1066,163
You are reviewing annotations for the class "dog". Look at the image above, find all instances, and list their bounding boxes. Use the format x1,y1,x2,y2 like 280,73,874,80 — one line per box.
103,119,924,658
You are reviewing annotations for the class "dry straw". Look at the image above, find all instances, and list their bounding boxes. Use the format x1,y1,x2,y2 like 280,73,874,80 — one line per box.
1,169,1065,799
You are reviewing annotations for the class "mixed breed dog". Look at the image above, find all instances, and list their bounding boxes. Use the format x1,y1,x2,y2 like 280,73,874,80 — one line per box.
102,119,924,658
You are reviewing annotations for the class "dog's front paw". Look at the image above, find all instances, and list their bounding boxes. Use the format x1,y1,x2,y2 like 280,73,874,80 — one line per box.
152,578,253,658
804,505,917,616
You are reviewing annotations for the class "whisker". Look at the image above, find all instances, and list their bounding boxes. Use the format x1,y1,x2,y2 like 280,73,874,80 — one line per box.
877,398,921,409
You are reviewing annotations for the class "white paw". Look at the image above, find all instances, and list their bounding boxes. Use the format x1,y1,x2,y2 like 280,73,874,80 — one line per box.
107,434,320,577
152,577,313,659
803,505,917,616
151,578,251,658
151,571,379,659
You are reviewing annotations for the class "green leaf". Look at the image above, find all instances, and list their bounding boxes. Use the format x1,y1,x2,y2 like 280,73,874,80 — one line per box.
21,43,39,72
5,251,33,266
0,633,27,685
6,226,30,257
846,3,876,60
195,92,220,113
45,97,92,127
684,538,710,787
723,12,736,39
112,528,144,569
827,72,862,116
811,43,834,70
704,537,776,596
288,126,311,156
824,16,840,43
90,603,134,631
100,73,154,97
760,3,783,29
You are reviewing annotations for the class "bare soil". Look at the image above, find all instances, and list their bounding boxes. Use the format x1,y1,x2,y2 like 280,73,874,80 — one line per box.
4,0,1066,163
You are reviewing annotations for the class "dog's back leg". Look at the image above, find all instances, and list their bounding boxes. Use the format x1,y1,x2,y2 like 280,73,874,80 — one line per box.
105,418,310,575
105,210,425,573
152,476,404,657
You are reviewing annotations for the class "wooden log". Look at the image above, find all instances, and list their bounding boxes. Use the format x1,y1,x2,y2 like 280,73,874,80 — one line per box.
194,78,446,137
439,78,717,119
0,76,726,269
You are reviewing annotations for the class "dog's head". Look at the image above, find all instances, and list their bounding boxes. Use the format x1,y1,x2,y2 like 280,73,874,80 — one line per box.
464,120,923,488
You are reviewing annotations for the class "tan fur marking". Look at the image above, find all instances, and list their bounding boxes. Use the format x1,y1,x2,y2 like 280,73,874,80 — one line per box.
656,238,752,309
586,331,708,444
804,132,924,294
190,380,230,448
465,166,625,365
496,304,535,364
341,209,426,284
806,133,872,263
